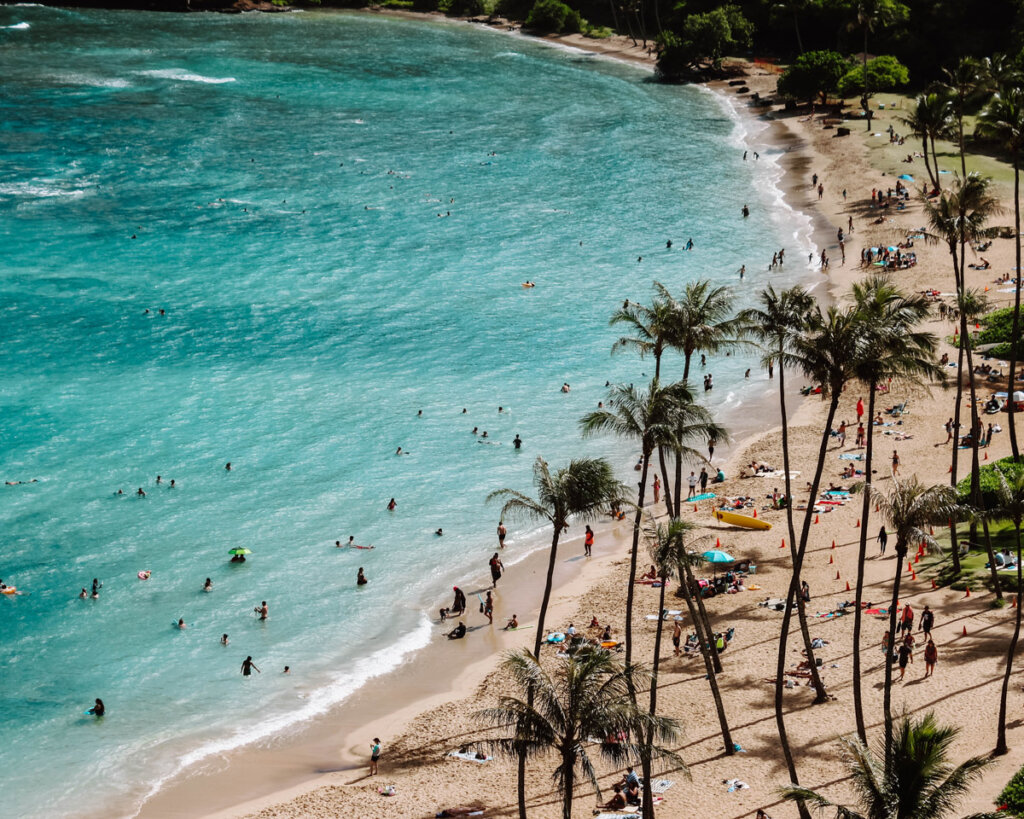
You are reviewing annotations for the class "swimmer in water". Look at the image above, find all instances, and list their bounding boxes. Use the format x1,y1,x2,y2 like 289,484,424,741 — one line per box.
396,447,408,455
177,618,186,629
156,476,162,485
255,601,269,620
435,528,443,536
92,578,102,599
522,281,535,288
203,578,213,592
87,698,105,717
241,656,260,676
137,487,146,497
513,434,522,449
357,567,368,586
225,462,232,471
79,588,88,599
169,479,175,488
685,238,693,250
283,666,290,674
221,634,229,645
387,498,396,511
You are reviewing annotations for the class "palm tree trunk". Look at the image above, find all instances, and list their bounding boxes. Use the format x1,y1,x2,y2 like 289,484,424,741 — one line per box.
930,134,942,191
983,516,1003,599
562,751,575,819
922,135,938,191
642,576,669,819
995,524,1023,755
626,454,651,677
694,571,723,675
1008,162,1021,461
673,453,682,518
658,446,673,516
518,526,565,819
677,558,733,753
862,27,870,131
949,329,966,575
793,10,803,53
852,384,878,742
883,540,906,763
958,110,967,178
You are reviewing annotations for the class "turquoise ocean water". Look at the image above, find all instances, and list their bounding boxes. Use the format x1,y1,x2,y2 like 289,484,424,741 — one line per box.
0,7,815,816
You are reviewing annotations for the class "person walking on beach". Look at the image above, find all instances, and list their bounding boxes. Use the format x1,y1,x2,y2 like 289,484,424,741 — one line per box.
584,525,594,557
672,619,682,657
241,656,260,677
897,638,913,680
653,474,661,505
923,639,938,677
708,437,716,460
837,421,847,447
451,586,466,615
891,449,900,476
687,472,697,499
484,590,493,624
919,604,934,639
856,396,864,423
497,521,506,549
369,738,381,775
900,603,914,635
489,553,504,588
877,525,888,556
699,467,709,493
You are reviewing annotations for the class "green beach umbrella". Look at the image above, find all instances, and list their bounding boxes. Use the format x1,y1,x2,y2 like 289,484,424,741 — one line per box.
229,548,252,556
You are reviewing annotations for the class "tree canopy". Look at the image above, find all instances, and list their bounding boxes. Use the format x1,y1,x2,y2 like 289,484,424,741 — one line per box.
777,49,850,104
838,54,910,97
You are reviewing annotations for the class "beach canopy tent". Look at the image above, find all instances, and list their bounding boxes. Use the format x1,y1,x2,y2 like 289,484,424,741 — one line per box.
995,392,1024,402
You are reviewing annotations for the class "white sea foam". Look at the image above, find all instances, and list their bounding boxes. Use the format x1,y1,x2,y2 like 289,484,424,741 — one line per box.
54,73,132,88
133,616,434,816
0,182,88,198
139,69,236,84
3,21,30,29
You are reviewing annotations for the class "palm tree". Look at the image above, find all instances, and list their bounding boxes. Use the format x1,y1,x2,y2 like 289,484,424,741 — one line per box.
478,647,682,819
488,456,625,819
848,277,942,743
978,87,1024,462
986,467,1024,755
666,279,744,381
937,58,983,177
925,175,1002,576
738,285,822,798
639,518,711,816
581,381,674,676
781,712,1000,819
850,0,909,131
869,479,960,760
899,92,953,191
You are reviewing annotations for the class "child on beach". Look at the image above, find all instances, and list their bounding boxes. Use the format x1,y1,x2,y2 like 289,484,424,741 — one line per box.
370,738,381,775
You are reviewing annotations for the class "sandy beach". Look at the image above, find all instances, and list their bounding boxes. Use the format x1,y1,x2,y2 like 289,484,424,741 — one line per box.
129,27,1024,819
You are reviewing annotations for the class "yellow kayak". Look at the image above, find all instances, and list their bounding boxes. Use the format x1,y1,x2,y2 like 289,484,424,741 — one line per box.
712,509,772,531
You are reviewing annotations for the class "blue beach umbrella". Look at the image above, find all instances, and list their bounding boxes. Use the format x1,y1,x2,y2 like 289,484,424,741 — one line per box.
703,549,735,563
898,174,914,182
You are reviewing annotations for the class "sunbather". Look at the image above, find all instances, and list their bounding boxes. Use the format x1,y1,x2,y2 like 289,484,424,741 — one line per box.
596,784,627,811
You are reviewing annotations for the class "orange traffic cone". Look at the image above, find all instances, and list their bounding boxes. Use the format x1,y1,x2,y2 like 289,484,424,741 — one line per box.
1013,596,1018,609
831,540,836,549
780,538,786,549
815,514,820,524
694,504,698,512
875,503,879,513
984,452,989,461
948,465,953,473
716,538,721,549
965,587,971,598
962,625,968,636
855,518,861,528
836,570,841,580
932,579,938,589
915,553,921,564
846,581,851,591
829,554,834,564
930,526,934,536
911,571,917,581
753,509,757,518
907,562,913,573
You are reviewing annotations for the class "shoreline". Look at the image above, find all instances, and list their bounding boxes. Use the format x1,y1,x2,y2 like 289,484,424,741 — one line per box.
126,20,838,819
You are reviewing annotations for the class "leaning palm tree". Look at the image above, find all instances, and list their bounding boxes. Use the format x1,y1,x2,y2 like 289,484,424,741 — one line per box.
925,175,1002,575
869,479,960,761
611,282,679,380
849,0,909,131
978,87,1024,462
781,712,1000,819
986,467,1024,755
848,277,942,743
936,58,983,177
478,647,683,819
581,380,675,676
666,279,744,381
645,518,733,769
900,91,954,191
738,284,821,800
488,456,625,819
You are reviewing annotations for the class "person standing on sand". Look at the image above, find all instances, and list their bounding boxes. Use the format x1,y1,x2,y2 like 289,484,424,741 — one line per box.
370,738,381,775
489,553,504,588
484,591,493,624
699,467,709,493
856,396,864,423
451,586,466,615
672,619,682,657
497,521,506,549
891,449,900,476
944,417,954,444
897,639,913,681
877,525,888,556
919,604,934,639
708,437,716,460
923,639,937,677
687,472,697,499
584,525,594,557
653,474,661,505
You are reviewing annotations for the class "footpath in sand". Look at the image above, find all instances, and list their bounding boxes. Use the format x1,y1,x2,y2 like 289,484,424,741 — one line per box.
216,61,1024,819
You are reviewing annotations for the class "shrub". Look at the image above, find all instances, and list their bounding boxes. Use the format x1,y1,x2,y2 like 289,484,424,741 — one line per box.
838,55,910,98
978,306,1024,360
583,24,612,38
440,0,486,14
957,455,1024,506
998,764,1024,816
777,50,850,106
524,0,582,33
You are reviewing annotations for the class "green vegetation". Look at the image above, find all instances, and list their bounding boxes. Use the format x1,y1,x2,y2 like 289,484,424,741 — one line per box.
978,306,1024,360
957,456,1024,506
656,5,753,81
998,764,1024,816
777,49,849,105
838,54,910,98
439,0,487,15
524,0,583,33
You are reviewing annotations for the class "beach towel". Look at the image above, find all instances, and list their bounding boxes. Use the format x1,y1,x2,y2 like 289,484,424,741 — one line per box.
826,490,850,496
839,453,863,461
865,608,889,615
691,492,716,501
724,779,749,792
650,780,675,794
757,470,800,478
447,751,492,763
595,814,641,819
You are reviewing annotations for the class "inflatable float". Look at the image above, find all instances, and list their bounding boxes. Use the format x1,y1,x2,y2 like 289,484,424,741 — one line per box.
712,509,772,531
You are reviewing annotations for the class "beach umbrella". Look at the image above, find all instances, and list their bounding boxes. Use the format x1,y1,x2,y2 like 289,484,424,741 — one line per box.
229,548,252,555
898,174,914,182
702,549,735,580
